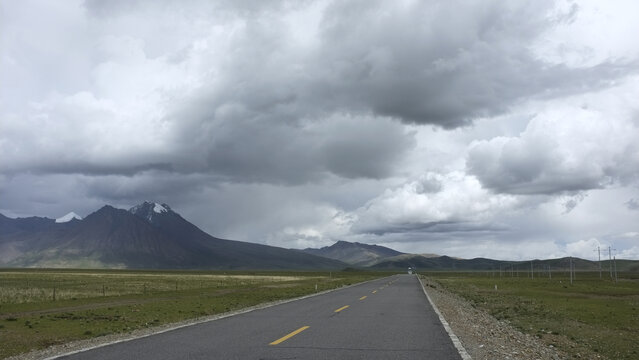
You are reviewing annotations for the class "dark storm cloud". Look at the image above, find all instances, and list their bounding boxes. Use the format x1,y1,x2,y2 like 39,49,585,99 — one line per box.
150,2,629,187
182,0,634,129
305,0,632,128
168,101,415,184
152,0,634,185
353,220,509,237
13,162,173,177
320,120,413,179
0,171,211,219
4,0,635,186
80,171,212,203
467,148,606,195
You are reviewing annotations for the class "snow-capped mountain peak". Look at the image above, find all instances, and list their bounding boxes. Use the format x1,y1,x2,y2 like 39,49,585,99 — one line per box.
55,212,82,223
153,203,168,214
129,201,173,223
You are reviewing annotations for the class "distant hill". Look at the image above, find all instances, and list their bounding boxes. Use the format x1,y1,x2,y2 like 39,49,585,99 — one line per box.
369,253,639,272
0,202,346,270
302,240,403,266
369,254,503,271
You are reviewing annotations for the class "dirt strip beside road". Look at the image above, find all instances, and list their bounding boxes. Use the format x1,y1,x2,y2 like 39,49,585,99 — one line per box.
420,276,599,360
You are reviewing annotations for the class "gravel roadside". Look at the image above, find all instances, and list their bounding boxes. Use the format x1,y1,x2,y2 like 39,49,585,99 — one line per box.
420,276,570,360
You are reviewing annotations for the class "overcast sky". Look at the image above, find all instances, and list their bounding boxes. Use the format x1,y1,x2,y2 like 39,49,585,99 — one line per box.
2,0,638,260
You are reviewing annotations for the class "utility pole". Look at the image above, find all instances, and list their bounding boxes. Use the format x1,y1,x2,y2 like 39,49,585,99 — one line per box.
598,246,602,279
609,246,613,280
613,255,618,283
531,261,534,279
569,257,573,285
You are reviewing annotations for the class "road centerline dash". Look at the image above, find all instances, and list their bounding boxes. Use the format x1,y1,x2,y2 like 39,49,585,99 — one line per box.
359,296,367,300
334,305,350,313
269,326,310,345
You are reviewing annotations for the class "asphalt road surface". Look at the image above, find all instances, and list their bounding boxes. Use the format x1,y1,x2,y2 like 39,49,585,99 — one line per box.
57,274,462,359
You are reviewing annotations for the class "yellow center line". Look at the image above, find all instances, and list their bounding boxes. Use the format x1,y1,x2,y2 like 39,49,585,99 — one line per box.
359,295,367,300
269,326,310,345
334,305,350,312
372,290,377,294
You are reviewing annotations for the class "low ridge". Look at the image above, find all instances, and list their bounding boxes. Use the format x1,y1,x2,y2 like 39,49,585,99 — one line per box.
303,240,404,266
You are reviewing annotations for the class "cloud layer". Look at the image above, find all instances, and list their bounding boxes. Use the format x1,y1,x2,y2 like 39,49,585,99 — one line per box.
467,92,639,195
2,0,638,260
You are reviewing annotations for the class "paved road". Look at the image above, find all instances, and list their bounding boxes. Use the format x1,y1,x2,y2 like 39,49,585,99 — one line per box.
58,274,461,359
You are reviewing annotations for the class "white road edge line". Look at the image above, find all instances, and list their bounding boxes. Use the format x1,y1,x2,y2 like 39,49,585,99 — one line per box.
417,275,472,360
39,275,393,360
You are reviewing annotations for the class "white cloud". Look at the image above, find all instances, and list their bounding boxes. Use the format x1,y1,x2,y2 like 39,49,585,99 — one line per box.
467,79,639,195
619,247,639,260
352,171,520,235
565,238,602,260
533,0,639,67
266,207,355,249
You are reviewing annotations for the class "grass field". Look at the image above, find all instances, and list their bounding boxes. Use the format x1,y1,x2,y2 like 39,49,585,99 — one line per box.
0,268,389,359
423,271,639,360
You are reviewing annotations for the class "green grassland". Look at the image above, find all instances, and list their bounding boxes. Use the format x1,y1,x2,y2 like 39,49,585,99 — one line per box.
0,268,389,359
423,271,639,359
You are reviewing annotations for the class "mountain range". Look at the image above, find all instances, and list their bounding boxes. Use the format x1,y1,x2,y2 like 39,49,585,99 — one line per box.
2,202,638,271
0,202,345,269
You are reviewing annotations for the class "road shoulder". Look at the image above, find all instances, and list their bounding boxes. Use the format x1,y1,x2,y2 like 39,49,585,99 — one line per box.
419,276,567,360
